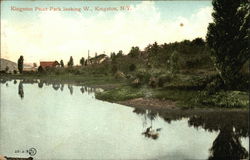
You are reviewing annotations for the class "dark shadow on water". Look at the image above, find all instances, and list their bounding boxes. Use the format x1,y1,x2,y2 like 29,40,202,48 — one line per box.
38,81,44,88
60,84,64,91
133,108,162,140
132,107,249,159
68,84,73,95
52,83,60,91
208,125,248,160
18,81,24,99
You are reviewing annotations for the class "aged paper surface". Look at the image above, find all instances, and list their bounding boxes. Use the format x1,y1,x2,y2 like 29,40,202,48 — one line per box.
0,0,249,160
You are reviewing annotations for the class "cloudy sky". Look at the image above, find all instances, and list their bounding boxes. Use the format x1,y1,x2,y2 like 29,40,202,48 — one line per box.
1,1,213,64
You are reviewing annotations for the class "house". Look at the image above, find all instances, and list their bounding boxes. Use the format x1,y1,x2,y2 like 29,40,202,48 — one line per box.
87,54,108,65
23,63,37,72
40,61,60,69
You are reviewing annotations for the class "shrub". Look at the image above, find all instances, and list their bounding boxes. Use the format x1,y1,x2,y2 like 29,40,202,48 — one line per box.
129,64,136,71
38,66,45,73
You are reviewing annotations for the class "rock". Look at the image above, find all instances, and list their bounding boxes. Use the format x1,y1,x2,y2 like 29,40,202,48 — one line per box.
114,71,126,79
131,78,140,87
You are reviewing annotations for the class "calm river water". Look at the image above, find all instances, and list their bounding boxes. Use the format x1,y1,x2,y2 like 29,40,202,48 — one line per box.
0,80,249,160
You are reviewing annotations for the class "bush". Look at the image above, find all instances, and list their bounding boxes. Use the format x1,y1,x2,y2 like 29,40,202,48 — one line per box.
111,65,118,74
38,66,45,73
196,91,248,108
129,64,136,71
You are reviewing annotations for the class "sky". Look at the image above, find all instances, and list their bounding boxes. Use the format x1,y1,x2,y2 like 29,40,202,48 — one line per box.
1,1,213,65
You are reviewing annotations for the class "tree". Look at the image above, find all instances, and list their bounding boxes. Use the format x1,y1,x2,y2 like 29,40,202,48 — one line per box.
128,46,140,58
129,64,136,71
209,126,248,160
85,59,88,66
117,50,123,57
5,66,9,73
206,0,249,87
60,60,64,68
80,57,85,66
38,66,45,73
191,38,205,46
169,51,180,74
67,56,74,67
17,56,24,74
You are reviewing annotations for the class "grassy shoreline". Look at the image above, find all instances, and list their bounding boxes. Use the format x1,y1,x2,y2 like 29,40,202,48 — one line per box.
1,73,249,109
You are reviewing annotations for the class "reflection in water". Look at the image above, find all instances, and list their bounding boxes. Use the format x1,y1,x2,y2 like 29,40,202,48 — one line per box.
133,108,162,140
10,79,101,98
38,81,44,88
80,87,85,94
60,84,64,91
52,83,60,91
208,125,248,160
142,126,162,140
0,79,7,84
18,81,24,99
1,80,248,159
133,107,249,159
68,84,73,95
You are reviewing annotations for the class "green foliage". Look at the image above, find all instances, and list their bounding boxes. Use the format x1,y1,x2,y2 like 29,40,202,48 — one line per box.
17,56,24,74
191,38,205,46
60,60,64,68
169,51,180,74
111,65,118,74
128,46,140,58
38,66,45,73
197,91,248,108
206,0,250,87
67,56,74,67
95,86,144,102
117,50,123,57
135,69,151,84
80,57,85,66
129,64,136,71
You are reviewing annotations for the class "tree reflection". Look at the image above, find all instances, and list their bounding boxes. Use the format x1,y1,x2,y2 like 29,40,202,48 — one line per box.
18,81,24,99
132,107,249,158
68,84,73,95
38,81,44,88
52,83,60,91
208,125,248,160
133,108,162,140
60,84,64,91
80,87,85,94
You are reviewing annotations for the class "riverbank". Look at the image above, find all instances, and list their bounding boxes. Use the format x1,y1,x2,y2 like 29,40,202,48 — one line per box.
0,73,125,89
1,73,249,110
95,85,249,109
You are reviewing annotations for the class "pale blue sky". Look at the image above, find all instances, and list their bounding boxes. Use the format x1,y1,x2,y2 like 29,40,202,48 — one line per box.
1,1,213,64
2,1,212,21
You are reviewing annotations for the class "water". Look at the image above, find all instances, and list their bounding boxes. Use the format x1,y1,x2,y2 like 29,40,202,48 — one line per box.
0,80,249,160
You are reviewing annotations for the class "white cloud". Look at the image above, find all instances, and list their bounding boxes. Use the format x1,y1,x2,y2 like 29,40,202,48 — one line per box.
1,2,213,64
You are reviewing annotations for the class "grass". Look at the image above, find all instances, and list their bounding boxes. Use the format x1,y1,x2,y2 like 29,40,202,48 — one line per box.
1,68,248,109
95,86,144,102
96,84,249,108
1,73,125,87
196,91,249,108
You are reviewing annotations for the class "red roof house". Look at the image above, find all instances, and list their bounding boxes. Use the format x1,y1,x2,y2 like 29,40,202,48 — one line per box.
40,61,60,68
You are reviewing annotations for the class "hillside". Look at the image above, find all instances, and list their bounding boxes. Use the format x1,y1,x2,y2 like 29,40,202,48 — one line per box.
0,58,17,73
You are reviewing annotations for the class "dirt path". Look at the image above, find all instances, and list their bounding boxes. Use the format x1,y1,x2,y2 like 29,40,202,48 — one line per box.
118,97,177,110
